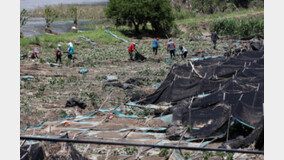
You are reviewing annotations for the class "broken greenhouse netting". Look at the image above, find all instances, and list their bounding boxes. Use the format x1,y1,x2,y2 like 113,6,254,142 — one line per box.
138,46,264,150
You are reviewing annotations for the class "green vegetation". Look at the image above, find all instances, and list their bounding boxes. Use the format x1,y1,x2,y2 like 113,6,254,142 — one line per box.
158,148,169,157
211,17,264,37
104,0,174,35
44,7,58,28
202,151,213,160
20,29,128,48
176,8,263,25
20,9,29,28
30,5,106,19
69,6,78,25
124,146,138,155
184,152,191,159
60,110,68,118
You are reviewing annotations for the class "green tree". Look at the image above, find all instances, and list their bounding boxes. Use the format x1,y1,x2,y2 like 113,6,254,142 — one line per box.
44,7,58,28
20,9,29,28
148,0,175,35
232,0,253,8
104,0,174,35
20,9,29,38
69,6,78,26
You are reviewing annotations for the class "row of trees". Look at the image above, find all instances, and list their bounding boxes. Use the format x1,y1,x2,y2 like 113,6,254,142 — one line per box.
20,6,78,35
104,0,174,35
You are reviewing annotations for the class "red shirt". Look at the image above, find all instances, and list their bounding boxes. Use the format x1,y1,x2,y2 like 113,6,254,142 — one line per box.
167,42,176,50
128,44,135,52
56,49,62,55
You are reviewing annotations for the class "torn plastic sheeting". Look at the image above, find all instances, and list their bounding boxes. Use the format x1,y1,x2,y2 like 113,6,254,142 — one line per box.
78,69,88,74
169,149,185,160
22,141,40,147
104,29,128,43
68,121,100,125
78,36,96,45
190,54,225,61
199,141,213,148
152,83,161,87
186,139,196,142
135,127,167,132
175,51,181,55
64,128,89,131
49,63,62,67
126,102,142,107
98,109,111,112
102,75,118,82
233,116,255,129
197,93,210,98
59,131,73,136
126,102,158,109
190,57,200,61
156,114,173,123
21,76,34,81
233,42,240,46
22,112,98,132
165,58,172,63
117,127,166,133
113,110,142,119
204,56,212,59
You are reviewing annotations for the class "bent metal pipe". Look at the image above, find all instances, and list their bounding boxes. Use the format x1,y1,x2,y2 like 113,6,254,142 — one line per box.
20,135,264,154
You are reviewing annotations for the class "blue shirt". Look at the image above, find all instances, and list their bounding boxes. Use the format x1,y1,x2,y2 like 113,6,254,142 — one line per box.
153,40,158,48
68,46,74,55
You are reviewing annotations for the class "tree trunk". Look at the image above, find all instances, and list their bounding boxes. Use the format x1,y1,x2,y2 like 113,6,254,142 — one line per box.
134,24,139,33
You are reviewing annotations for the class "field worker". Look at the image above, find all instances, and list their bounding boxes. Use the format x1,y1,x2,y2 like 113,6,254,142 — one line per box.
167,39,176,59
211,31,219,49
152,38,159,55
31,47,39,59
179,46,188,60
128,42,137,61
56,44,62,63
67,42,74,62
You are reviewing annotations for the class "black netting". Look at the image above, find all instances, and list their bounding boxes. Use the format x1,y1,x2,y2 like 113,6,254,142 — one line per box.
138,51,264,149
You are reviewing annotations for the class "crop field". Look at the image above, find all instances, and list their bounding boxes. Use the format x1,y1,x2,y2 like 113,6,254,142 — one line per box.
20,8,264,160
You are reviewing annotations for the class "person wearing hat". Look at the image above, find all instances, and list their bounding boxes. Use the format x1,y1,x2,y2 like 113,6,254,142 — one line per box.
55,44,62,63
67,42,74,62
167,39,176,59
179,46,188,60
152,38,159,55
128,42,137,61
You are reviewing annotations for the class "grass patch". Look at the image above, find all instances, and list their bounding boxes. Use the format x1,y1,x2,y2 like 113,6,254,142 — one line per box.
176,8,263,25
20,29,128,48
210,17,264,37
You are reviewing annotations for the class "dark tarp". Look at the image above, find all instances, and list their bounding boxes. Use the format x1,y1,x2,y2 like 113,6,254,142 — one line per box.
138,50,264,149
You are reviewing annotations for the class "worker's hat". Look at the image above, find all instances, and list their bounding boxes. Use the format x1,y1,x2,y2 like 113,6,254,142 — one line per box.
156,38,159,40
58,44,61,47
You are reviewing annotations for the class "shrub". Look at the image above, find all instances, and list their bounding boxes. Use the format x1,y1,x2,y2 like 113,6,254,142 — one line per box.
158,148,169,157
124,146,138,155
211,17,264,37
